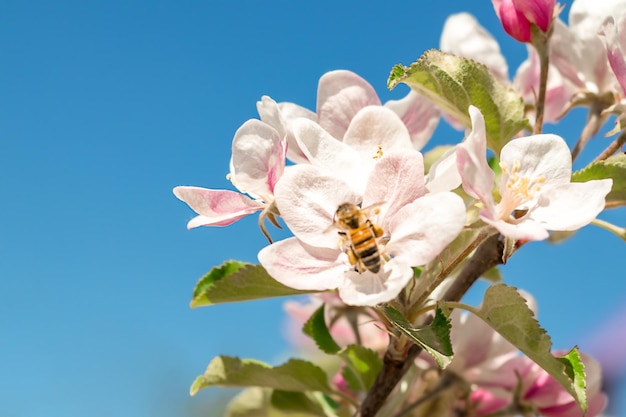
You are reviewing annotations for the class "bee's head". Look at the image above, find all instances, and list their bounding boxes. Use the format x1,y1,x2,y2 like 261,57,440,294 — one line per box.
334,202,361,228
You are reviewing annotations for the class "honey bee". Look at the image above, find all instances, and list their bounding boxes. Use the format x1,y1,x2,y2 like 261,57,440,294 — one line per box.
332,202,385,273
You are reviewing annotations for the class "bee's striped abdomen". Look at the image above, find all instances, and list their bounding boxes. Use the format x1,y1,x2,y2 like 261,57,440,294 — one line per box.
349,223,381,273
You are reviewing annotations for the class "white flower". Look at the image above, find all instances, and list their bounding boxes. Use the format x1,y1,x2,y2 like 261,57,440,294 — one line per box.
258,149,466,306
173,119,285,232
457,106,612,241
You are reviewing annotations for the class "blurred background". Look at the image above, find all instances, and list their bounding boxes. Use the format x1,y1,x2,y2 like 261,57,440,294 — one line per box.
1,1,624,416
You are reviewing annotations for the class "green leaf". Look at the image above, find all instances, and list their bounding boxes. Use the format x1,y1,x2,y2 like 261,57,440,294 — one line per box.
572,153,626,208
481,266,502,283
474,284,587,411
388,50,529,154
190,356,332,396
225,388,271,417
270,390,327,417
383,305,453,368
225,388,334,417
338,345,382,391
190,261,315,307
302,304,342,354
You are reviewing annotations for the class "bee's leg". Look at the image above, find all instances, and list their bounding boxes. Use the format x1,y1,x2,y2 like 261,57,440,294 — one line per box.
346,247,359,267
366,219,384,238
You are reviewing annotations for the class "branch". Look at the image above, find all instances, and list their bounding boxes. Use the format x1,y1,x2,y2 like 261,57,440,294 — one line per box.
356,234,505,417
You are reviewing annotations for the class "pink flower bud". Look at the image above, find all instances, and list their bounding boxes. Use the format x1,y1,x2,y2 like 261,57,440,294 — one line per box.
492,0,556,43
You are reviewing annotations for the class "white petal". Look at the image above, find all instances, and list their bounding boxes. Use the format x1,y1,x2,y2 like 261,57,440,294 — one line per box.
386,192,466,265
440,12,509,82
342,106,414,159
363,149,425,224
527,180,612,231
457,106,497,209
480,212,550,241
384,91,440,150
256,96,315,164
499,134,572,185
274,165,362,248
316,70,381,140
230,119,284,198
258,238,346,291
337,259,413,306
291,118,366,192
426,147,462,193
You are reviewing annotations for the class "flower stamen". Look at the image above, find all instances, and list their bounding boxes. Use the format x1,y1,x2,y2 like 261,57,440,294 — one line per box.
497,160,545,220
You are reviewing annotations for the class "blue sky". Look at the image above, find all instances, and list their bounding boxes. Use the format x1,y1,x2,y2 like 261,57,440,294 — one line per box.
1,1,625,416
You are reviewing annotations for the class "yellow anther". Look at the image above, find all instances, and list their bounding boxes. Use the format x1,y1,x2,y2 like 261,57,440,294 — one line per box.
373,145,384,160
497,160,546,220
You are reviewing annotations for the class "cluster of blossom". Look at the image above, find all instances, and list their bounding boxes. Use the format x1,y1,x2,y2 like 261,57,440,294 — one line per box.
175,0,625,416
174,72,611,306
286,293,607,416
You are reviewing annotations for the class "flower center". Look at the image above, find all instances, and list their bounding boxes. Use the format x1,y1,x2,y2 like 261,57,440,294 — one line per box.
496,160,545,220
372,145,384,160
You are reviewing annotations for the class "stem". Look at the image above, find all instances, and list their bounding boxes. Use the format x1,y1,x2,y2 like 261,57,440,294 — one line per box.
441,234,505,303
407,227,494,321
591,218,626,241
571,96,613,161
594,128,626,162
356,234,505,417
533,35,550,135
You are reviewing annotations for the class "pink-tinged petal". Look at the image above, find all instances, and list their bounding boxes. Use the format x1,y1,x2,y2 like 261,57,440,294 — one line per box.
599,16,626,95
386,192,466,266
469,388,510,416
514,47,575,123
384,91,441,150
291,118,365,192
449,310,517,372
538,393,606,417
524,353,605,416
549,20,587,89
514,0,555,32
337,258,413,306
363,149,425,224
457,106,497,210
173,186,263,228
527,179,612,231
480,210,550,240
230,119,285,198
499,134,572,186
316,70,382,140
274,164,362,248
495,0,532,42
440,13,509,82
343,106,414,159
426,147,462,193
256,96,315,164
568,0,626,92
258,237,345,291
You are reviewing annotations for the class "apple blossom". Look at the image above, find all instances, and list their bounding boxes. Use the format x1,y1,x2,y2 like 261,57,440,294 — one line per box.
457,106,612,241
258,149,466,306
256,70,441,161
550,0,626,97
173,118,285,236
289,105,416,195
